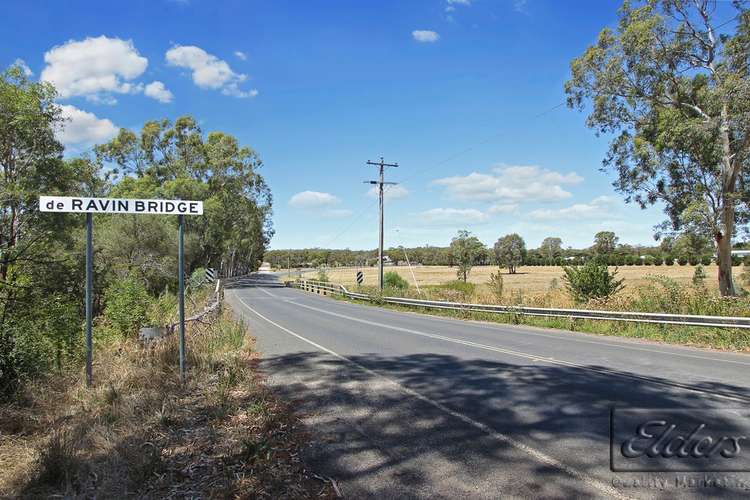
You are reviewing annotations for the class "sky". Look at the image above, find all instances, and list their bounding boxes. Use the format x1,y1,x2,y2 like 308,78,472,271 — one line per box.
4,0,722,251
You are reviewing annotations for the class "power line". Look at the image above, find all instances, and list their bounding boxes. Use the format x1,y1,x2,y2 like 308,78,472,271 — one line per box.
320,10,745,251
320,100,568,250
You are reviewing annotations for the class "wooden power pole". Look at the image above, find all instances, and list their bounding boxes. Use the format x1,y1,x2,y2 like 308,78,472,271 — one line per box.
365,157,398,291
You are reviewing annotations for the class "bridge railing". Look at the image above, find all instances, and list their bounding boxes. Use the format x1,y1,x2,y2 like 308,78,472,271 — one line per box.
293,279,750,330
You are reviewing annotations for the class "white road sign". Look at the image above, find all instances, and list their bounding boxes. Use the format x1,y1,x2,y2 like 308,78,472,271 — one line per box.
40,196,203,215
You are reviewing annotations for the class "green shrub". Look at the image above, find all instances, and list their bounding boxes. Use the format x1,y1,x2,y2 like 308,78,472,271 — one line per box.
189,267,207,288
562,260,625,303
488,271,504,302
688,256,699,266
692,265,707,287
147,292,177,327
316,268,329,282
440,280,476,296
653,256,663,266
701,256,713,266
384,271,409,290
1,294,82,394
104,276,150,337
665,256,674,265
678,257,688,266
631,275,689,314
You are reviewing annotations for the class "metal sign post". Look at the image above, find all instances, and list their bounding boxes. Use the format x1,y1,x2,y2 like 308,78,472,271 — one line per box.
85,213,93,387
178,215,185,382
40,195,203,386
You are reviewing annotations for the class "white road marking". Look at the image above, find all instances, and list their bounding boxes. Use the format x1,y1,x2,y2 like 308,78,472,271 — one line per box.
269,287,750,404
296,287,750,367
231,290,632,500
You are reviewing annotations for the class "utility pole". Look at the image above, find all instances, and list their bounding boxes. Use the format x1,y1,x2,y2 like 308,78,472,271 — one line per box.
365,157,398,291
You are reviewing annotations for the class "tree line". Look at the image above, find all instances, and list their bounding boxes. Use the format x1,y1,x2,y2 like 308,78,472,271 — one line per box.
0,66,273,396
266,228,736,272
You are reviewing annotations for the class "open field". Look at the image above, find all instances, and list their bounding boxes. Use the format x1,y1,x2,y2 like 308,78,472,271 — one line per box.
302,264,739,295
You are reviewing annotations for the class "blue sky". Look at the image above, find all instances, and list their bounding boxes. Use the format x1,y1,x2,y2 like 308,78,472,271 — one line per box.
3,0,702,250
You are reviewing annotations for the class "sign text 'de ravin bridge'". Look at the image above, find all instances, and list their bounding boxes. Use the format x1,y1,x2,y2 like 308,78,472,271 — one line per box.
40,196,203,215
40,195,203,386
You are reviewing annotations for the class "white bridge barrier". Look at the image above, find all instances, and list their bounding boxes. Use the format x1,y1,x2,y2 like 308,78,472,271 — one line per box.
292,279,750,330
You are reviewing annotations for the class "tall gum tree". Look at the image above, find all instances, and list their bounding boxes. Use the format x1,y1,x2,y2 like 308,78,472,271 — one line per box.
565,0,750,295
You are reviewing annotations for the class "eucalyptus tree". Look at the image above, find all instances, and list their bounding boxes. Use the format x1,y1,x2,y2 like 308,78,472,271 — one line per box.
94,117,274,276
0,66,97,394
540,236,563,261
593,231,619,255
494,233,527,274
450,230,485,282
566,0,750,295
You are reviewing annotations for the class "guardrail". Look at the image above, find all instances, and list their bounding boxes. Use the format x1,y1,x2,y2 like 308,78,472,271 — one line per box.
293,278,750,329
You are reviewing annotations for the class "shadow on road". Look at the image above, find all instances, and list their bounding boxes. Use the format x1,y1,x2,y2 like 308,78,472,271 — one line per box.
259,350,750,498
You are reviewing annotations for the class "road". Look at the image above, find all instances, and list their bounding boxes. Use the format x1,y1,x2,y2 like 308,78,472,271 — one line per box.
226,274,750,499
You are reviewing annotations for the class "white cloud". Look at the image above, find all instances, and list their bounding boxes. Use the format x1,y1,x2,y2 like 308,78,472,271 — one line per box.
417,207,489,226
56,104,118,146
367,185,409,201
143,81,173,103
434,164,583,203
488,203,518,214
41,36,148,102
234,50,247,61
166,45,257,98
289,191,341,209
289,191,352,218
12,58,33,76
412,30,440,43
528,196,616,221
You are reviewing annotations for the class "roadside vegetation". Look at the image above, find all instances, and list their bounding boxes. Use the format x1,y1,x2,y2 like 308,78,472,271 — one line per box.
322,277,750,351
0,66,331,498
299,257,750,351
0,301,334,498
1,65,273,399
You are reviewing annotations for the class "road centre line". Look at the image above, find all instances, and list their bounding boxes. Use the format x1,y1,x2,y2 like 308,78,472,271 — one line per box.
267,288,750,404
290,285,750,367
231,290,632,500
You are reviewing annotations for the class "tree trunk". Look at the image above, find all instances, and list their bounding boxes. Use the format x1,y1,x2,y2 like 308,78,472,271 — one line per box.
716,213,736,296
717,104,737,296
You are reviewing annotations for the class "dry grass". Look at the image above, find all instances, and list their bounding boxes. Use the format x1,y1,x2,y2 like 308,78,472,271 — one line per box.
305,264,735,295
0,307,334,499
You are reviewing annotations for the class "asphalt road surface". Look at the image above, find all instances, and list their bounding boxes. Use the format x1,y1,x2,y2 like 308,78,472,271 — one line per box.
226,274,750,499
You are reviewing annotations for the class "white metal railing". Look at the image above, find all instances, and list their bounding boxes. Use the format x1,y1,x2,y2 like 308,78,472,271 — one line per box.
293,279,750,329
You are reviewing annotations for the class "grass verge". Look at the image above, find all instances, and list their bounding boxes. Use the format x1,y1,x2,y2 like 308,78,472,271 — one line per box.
0,308,335,499
326,293,750,352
